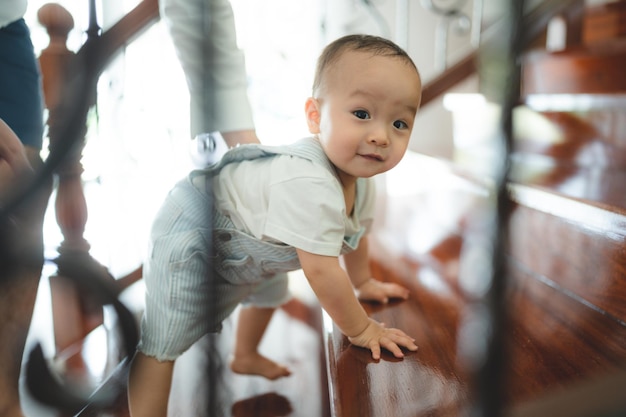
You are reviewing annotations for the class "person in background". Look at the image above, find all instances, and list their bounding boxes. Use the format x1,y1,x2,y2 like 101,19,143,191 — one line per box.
128,33,422,417
0,2,52,416
159,0,261,161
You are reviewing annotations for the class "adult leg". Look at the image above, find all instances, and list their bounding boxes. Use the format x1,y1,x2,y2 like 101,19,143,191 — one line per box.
0,269,40,417
0,148,51,417
127,352,175,417
230,306,291,380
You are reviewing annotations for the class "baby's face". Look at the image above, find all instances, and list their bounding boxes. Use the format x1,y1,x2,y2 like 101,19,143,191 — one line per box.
307,50,422,184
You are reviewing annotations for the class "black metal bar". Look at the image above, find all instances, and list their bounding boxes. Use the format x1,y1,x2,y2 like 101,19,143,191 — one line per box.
87,0,101,38
465,1,525,416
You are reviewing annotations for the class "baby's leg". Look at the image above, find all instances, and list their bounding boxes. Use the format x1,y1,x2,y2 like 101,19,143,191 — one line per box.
230,306,291,380
128,352,175,417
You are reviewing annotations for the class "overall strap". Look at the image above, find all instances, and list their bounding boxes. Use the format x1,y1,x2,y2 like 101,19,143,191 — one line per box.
193,136,336,179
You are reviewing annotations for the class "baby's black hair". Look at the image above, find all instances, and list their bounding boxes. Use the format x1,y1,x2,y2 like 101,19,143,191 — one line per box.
312,34,419,96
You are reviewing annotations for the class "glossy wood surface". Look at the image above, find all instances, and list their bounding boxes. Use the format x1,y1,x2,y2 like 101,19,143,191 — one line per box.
508,195,626,322
522,40,626,95
325,148,626,417
325,259,470,417
512,105,626,210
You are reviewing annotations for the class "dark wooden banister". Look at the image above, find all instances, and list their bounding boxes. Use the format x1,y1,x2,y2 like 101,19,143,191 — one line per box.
421,52,477,106
81,0,159,73
25,0,160,415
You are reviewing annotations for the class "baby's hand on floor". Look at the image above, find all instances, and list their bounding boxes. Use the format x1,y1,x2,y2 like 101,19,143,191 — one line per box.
355,278,409,304
348,318,418,360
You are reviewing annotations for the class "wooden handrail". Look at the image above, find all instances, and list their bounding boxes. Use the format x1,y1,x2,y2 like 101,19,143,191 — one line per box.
421,52,477,107
79,0,159,75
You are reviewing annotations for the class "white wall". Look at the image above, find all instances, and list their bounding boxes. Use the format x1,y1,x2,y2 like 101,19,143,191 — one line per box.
230,0,499,159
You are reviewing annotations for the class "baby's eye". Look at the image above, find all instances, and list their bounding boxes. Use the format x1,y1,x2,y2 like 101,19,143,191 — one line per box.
393,120,409,129
353,110,370,120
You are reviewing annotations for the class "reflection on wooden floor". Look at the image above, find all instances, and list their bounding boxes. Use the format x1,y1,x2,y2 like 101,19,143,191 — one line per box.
168,294,330,417
324,144,626,417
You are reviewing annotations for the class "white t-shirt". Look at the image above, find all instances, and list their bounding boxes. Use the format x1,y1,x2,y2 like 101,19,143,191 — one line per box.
212,149,375,257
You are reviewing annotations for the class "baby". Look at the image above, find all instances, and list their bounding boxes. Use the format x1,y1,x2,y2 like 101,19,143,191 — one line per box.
129,34,422,417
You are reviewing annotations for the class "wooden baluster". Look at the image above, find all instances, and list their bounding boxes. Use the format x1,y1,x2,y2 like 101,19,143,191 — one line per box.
38,3,104,373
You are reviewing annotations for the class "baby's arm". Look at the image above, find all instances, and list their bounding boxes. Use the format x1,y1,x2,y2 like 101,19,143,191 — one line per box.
0,119,32,175
342,236,410,304
296,248,417,359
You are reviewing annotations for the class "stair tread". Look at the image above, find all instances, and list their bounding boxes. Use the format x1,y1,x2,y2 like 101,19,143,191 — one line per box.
522,40,626,95
508,180,626,230
324,233,626,417
380,152,625,261
511,159,626,211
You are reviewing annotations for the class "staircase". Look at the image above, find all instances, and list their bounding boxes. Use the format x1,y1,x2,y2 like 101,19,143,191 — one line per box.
23,1,626,416
324,1,626,416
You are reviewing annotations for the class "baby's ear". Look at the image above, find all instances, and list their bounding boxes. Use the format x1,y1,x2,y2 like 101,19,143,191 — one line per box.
304,97,321,134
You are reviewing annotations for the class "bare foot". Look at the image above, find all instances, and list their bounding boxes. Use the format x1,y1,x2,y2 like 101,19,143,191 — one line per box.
230,353,291,380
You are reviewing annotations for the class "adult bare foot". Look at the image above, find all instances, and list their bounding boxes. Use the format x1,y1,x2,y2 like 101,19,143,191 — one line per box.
230,353,291,380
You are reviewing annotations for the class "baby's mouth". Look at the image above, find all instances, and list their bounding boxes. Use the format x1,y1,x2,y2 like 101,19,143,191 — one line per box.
359,153,384,162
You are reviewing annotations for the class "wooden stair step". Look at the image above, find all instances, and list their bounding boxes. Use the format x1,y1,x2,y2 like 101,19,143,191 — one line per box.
323,151,626,416
522,39,626,96
505,258,626,405
514,108,626,164
324,255,469,417
508,183,626,323
511,158,626,209
325,240,626,416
